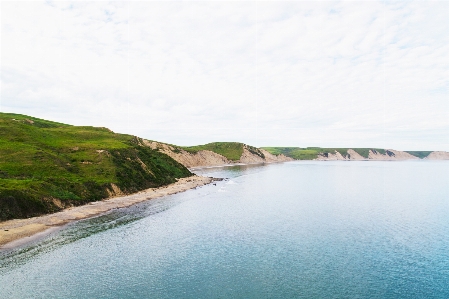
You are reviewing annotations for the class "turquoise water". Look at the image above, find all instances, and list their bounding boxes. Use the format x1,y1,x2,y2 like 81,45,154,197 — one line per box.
1,161,449,298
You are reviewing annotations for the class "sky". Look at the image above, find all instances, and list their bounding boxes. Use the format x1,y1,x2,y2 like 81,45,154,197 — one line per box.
1,1,448,150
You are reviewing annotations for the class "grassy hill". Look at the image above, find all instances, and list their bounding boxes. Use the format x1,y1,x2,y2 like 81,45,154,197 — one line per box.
0,113,191,221
262,147,389,160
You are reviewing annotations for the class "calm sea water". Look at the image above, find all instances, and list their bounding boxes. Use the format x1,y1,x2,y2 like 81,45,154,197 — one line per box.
1,161,449,298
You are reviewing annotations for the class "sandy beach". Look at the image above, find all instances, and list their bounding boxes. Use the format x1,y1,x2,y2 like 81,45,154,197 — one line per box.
0,175,214,248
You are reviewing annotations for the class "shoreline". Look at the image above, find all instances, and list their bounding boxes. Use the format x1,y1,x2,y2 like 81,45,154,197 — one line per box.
189,162,262,171
0,175,215,249
188,160,294,171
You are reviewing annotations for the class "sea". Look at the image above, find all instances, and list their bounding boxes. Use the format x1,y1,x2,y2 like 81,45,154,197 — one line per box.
1,161,449,298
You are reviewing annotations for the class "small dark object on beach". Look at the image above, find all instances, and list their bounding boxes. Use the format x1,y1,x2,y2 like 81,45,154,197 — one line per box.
4,229,8,231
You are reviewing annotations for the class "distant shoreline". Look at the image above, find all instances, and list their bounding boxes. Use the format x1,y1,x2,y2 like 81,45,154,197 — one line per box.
188,160,289,171
0,175,215,250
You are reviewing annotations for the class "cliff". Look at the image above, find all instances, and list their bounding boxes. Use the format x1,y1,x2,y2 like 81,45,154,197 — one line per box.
263,147,449,161
425,151,449,160
315,149,419,161
143,141,293,168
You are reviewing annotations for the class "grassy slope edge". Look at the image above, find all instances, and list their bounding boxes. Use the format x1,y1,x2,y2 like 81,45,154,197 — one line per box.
182,142,245,161
0,113,192,221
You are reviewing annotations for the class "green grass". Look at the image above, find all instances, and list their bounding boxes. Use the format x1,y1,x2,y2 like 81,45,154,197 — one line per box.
182,142,245,161
0,113,192,221
262,147,319,160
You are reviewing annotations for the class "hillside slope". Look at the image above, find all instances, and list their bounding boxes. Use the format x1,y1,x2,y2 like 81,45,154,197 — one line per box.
144,141,293,168
0,113,191,221
263,147,449,161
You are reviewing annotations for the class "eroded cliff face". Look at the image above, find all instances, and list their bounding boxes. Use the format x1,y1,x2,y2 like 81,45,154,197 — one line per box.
425,151,449,160
368,150,419,160
239,147,266,164
315,151,347,161
316,149,419,161
239,146,294,164
260,149,294,163
142,140,231,168
346,149,365,160
142,141,293,168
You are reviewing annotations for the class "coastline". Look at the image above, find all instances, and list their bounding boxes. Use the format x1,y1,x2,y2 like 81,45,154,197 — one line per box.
188,160,296,171
189,162,267,171
0,175,215,249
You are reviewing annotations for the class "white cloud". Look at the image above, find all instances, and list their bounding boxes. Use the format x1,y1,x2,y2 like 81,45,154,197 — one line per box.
1,0,448,150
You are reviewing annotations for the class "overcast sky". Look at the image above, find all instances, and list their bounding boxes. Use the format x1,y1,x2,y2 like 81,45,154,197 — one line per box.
1,1,448,150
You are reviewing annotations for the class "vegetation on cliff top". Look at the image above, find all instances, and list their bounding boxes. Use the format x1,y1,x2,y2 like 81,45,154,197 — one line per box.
182,142,245,161
0,113,191,221
262,147,319,160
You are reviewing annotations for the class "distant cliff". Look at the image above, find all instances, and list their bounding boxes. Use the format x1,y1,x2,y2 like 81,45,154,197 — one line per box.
142,141,293,168
315,149,419,161
262,147,449,161
425,151,449,160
